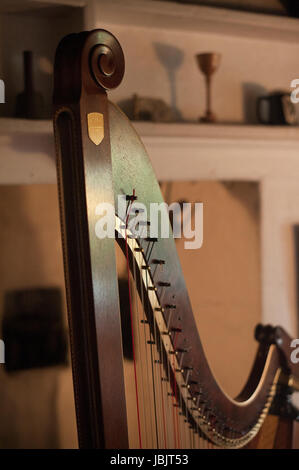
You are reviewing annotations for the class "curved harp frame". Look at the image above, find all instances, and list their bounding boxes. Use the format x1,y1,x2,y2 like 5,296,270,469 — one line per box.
53,29,299,449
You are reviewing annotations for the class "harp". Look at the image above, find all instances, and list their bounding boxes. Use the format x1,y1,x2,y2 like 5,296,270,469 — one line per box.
53,29,299,449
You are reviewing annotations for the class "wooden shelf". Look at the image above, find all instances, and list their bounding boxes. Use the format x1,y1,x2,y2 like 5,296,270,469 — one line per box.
134,121,299,141
1,117,299,185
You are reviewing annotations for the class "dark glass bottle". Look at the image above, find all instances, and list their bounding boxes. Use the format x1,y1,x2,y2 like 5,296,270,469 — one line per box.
15,50,44,119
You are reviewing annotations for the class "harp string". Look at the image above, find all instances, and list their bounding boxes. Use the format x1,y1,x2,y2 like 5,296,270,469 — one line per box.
171,333,179,448
123,208,215,449
125,192,143,448
144,263,160,448
153,264,168,449
173,332,182,448
157,318,168,448
163,308,178,448
139,226,162,448
152,271,169,449
131,244,148,448
137,241,155,447
140,229,170,448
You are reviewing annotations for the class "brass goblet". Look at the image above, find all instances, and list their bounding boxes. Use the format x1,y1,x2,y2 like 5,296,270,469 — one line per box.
196,52,221,123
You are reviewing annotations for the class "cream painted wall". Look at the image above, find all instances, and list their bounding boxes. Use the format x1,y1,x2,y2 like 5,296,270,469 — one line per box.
0,185,77,448
87,16,299,124
161,180,261,398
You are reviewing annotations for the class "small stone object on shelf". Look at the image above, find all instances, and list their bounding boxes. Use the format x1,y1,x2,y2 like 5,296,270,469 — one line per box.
132,94,178,122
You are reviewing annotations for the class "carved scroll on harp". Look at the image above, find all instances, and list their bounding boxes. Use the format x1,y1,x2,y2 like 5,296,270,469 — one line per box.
53,29,299,449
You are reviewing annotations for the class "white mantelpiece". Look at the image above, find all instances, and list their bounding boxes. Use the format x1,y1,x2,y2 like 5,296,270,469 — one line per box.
136,122,299,181
1,118,299,184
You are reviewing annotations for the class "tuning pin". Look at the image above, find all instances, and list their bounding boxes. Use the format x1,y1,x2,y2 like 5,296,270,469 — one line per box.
171,327,182,333
126,194,137,201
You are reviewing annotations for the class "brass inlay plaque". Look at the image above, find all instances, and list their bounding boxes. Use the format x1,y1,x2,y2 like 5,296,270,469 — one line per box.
87,112,104,145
